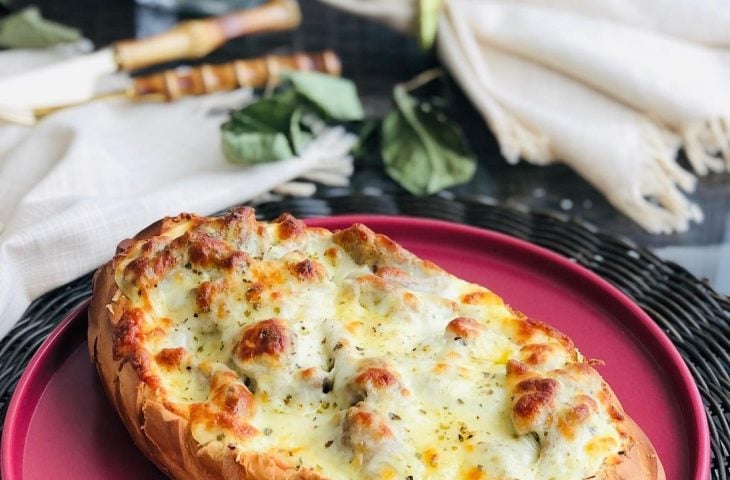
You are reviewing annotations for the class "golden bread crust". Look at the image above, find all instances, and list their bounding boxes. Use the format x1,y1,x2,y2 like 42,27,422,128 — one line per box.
88,216,326,480
597,385,665,480
88,209,663,480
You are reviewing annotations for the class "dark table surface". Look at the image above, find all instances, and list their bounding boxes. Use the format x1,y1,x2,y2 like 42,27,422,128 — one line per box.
15,0,730,294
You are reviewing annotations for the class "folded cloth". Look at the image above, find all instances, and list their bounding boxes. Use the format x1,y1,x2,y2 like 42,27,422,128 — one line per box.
319,0,730,233
0,46,356,339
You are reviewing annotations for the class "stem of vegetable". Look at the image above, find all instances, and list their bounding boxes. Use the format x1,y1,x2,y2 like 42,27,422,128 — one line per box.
400,68,444,93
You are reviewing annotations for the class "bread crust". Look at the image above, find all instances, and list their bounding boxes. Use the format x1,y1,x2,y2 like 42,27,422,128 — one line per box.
597,386,666,480
89,217,326,480
88,211,664,480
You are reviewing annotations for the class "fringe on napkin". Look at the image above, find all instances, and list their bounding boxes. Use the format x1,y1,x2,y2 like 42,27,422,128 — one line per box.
621,119,703,234
469,96,705,234
271,112,357,196
272,126,357,196
683,118,730,175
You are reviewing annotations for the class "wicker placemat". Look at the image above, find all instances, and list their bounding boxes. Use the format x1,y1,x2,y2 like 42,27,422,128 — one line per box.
0,193,727,479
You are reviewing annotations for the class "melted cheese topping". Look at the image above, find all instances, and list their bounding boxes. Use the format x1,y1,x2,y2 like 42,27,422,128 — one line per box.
112,209,626,480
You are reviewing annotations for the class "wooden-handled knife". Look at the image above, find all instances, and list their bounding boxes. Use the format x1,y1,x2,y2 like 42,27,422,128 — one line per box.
0,0,300,113
3,50,341,125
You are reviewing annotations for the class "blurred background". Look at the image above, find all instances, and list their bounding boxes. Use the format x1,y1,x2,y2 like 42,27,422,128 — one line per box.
4,0,730,293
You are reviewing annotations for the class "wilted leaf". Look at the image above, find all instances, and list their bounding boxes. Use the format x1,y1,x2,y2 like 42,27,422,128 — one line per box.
0,6,81,49
286,71,364,121
221,92,299,164
222,72,364,165
381,85,475,194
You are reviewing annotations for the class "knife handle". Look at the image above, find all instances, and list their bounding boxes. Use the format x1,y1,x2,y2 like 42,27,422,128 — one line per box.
114,0,301,72
130,50,342,101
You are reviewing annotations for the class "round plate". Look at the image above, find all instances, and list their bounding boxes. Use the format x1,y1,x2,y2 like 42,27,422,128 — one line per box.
2,216,709,479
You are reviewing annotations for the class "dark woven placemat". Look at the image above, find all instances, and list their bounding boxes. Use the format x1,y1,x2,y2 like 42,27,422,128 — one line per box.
0,193,727,479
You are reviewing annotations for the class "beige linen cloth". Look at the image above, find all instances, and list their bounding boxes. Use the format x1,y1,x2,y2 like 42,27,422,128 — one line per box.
0,44,356,338
322,0,730,234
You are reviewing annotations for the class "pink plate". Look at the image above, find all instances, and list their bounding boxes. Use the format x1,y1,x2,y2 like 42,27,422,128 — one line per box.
2,215,710,479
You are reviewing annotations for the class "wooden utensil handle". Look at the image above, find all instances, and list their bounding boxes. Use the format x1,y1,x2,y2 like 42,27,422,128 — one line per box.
114,0,301,71
131,50,342,101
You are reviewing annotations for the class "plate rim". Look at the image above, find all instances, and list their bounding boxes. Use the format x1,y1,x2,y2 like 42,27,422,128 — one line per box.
1,214,710,479
2,299,89,480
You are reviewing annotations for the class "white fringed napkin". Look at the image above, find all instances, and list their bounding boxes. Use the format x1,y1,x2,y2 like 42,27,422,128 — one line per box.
0,45,356,338
320,0,730,233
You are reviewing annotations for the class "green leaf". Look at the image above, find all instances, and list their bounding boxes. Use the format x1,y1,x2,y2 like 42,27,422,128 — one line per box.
286,71,364,121
418,0,444,49
229,91,297,133
221,73,364,164
351,118,381,160
289,107,314,155
221,128,294,165
0,6,81,49
221,92,300,164
381,85,476,195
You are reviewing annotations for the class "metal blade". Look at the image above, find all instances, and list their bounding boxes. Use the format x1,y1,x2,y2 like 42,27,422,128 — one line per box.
0,48,117,111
